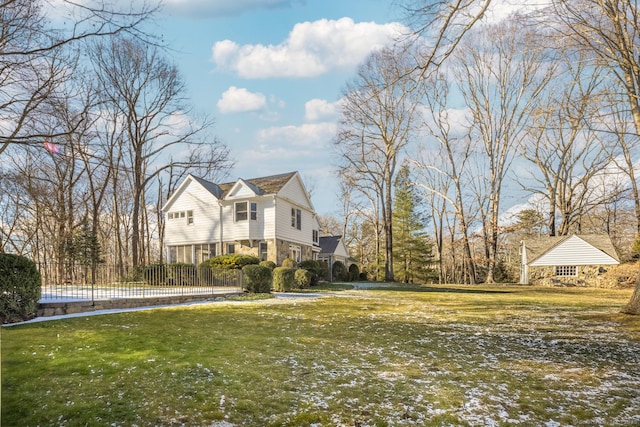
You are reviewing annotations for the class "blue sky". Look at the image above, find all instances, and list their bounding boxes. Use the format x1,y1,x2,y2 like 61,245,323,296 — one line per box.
149,0,407,216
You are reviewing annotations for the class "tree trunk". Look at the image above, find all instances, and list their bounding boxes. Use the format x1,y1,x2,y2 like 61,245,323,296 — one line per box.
621,268,640,315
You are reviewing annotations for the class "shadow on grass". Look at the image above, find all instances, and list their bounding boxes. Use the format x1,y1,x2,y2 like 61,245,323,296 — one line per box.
357,283,515,295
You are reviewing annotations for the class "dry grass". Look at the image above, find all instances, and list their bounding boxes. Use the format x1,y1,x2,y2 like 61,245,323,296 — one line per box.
2,285,640,426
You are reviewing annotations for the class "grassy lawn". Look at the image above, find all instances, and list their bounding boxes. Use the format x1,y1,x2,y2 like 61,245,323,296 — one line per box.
3,285,640,426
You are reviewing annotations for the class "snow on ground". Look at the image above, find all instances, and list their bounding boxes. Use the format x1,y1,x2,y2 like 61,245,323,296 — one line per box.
7,283,640,425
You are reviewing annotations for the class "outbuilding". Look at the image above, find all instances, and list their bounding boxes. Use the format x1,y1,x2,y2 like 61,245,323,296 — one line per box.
520,234,620,286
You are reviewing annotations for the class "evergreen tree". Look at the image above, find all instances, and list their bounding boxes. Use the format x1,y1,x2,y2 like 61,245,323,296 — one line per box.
392,164,436,283
67,220,103,267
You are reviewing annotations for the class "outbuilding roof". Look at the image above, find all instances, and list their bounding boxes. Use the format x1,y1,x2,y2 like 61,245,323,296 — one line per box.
523,234,620,266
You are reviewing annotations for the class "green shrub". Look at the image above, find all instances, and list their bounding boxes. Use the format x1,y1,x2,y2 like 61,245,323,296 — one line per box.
167,263,197,286
298,260,326,285
294,269,312,289
207,254,260,270
259,260,276,270
272,267,295,292
281,258,296,268
198,267,242,287
348,264,360,282
121,267,144,283
242,265,272,293
143,264,167,285
332,261,347,281
0,254,41,323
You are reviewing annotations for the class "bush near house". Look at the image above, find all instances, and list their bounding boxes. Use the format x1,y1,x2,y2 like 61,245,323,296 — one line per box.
282,258,296,268
0,254,41,324
332,260,348,282
259,260,276,270
143,264,167,285
298,260,327,285
205,255,260,270
294,269,312,289
273,267,295,292
167,263,197,286
242,265,273,293
348,264,360,282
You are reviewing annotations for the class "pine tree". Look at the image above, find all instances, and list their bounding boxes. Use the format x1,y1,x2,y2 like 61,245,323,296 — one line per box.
392,165,436,283
67,220,103,267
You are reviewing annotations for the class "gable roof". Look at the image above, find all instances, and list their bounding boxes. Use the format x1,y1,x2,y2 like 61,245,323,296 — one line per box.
524,234,619,266
217,172,297,198
163,172,299,212
191,175,224,198
161,174,222,212
319,235,342,254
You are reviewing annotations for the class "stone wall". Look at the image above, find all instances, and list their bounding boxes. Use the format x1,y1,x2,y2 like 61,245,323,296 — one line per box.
529,265,619,288
37,292,241,317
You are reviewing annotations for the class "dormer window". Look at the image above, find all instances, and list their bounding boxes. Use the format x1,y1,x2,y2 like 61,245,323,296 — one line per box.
235,202,248,221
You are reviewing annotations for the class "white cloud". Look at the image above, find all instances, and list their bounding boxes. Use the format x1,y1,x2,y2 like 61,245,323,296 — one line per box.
217,86,267,113
481,0,551,25
304,98,342,122
211,18,407,78
257,122,337,146
420,106,472,138
162,0,298,18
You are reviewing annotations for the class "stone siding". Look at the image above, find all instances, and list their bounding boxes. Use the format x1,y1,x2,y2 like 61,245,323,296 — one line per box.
37,293,241,317
529,265,619,288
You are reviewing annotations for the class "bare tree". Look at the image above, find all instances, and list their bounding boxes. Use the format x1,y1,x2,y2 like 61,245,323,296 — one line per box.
454,16,556,283
399,0,493,77
600,87,640,235
414,72,478,284
549,0,640,313
0,0,157,155
335,45,420,281
89,36,226,267
521,53,615,236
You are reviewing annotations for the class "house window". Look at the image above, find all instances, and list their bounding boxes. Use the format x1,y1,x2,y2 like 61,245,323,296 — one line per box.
195,243,216,264
169,245,193,264
289,245,301,263
227,243,235,254
168,211,192,224
259,242,268,261
291,208,301,230
312,229,319,244
555,266,577,277
235,202,248,221
251,202,258,220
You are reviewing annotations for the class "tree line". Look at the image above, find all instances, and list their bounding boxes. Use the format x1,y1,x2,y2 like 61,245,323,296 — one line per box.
0,0,232,278
333,0,640,313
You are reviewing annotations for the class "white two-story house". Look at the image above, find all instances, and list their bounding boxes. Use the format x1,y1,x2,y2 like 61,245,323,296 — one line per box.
161,171,321,266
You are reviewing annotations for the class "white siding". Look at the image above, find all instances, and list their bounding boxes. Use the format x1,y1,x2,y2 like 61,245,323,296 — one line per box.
529,235,619,266
268,175,315,246
275,199,314,246
334,239,350,258
263,198,276,238
279,175,313,210
222,197,273,241
164,173,319,263
164,179,221,245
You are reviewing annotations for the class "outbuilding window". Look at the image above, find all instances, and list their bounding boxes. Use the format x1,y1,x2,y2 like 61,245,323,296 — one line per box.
555,265,577,277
